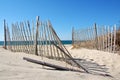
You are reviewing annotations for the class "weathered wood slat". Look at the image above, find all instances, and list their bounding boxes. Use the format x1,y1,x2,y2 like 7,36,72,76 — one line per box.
23,57,79,71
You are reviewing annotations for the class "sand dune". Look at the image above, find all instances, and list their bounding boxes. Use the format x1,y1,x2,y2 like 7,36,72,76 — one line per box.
0,46,119,80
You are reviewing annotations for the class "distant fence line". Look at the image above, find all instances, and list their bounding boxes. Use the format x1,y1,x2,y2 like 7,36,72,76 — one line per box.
72,23,119,53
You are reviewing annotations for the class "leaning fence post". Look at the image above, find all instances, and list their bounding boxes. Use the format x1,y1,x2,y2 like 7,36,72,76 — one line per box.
4,19,7,49
94,23,98,50
34,16,39,55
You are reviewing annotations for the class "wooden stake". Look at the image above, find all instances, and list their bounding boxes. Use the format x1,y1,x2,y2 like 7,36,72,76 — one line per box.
72,27,74,45
110,27,113,53
113,25,116,53
4,19,7,49
102,26,105,51
94,23,98,50
34,16,39,55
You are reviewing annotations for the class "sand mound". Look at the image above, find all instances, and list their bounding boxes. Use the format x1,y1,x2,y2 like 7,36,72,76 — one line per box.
0,46,119,80
66,45,120,79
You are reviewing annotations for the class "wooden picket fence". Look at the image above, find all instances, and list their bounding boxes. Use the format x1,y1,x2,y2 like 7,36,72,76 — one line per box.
3,18,113,75
3,16,90,73
4,17,72,60
72,23,118,53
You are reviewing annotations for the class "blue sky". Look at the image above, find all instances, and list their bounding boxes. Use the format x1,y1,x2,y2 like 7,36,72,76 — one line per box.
0,0,120,40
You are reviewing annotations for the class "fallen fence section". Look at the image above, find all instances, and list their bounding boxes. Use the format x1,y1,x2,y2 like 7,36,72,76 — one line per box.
23,57,112,77
4,16,89,73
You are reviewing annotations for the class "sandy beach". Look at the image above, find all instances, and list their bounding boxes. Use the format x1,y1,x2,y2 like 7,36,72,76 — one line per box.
0,45,120,80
